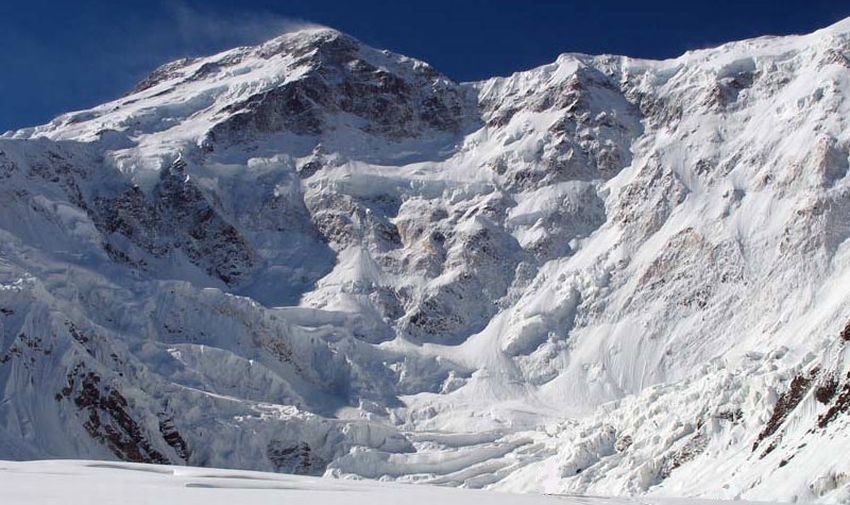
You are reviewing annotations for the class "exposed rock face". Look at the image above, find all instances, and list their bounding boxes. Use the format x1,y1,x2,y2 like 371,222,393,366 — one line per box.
267,440,326,475
63,368,170,465
92,157,259,284
4,20,850,504
206,30,465,147
478,62,642,190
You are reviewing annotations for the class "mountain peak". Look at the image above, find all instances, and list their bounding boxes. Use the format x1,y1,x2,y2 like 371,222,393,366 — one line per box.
128,25,356,95
21,22,462,151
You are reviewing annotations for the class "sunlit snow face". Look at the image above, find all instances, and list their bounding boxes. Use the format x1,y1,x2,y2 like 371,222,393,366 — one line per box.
2,19,850,504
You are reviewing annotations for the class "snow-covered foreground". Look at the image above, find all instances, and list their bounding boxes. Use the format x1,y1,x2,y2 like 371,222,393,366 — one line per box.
0,459,777,505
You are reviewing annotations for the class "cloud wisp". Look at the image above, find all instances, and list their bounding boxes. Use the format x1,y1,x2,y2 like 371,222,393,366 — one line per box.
166,3,326,57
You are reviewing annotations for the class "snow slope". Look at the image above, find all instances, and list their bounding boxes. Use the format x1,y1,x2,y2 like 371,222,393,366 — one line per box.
1,459,778,505
2,17,850,504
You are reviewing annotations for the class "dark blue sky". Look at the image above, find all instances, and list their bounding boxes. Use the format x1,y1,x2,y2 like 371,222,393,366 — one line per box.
2,0,849,131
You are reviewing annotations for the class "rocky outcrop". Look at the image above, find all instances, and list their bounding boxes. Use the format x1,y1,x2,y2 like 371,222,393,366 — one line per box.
92,156,258,285
206,29,465,147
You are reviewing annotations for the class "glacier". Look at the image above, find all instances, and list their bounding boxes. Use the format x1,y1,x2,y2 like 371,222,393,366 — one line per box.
0,459,768,505
1,17,850,503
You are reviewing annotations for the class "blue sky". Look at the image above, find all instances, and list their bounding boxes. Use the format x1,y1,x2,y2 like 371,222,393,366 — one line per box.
1,0,849,131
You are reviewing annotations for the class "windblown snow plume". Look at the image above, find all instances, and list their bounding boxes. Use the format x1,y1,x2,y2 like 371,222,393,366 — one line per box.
2,18,850,504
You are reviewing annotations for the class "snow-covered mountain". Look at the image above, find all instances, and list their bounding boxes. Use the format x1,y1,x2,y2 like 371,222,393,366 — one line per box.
2,18,850,503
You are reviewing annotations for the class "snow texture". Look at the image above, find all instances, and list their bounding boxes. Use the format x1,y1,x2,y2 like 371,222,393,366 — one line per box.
0,459,776,505
2,19,850,504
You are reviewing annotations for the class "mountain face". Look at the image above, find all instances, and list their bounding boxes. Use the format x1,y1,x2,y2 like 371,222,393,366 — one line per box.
3,19,850,502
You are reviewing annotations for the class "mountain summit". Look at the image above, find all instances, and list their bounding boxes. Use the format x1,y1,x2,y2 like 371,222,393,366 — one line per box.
2,18,850,502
